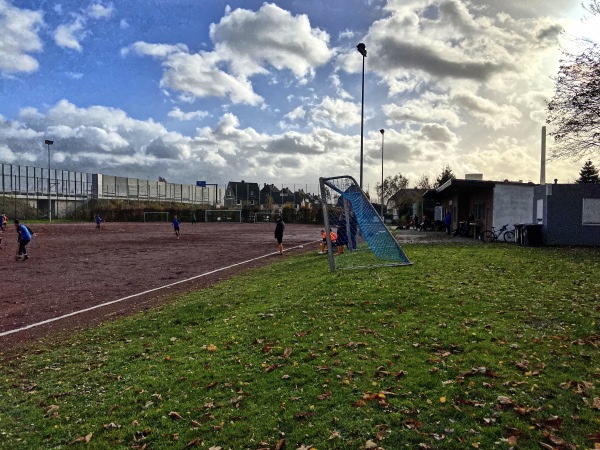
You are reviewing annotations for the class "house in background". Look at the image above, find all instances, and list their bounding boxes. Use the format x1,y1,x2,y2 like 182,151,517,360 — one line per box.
534,182,600,246
224,180,260,208
423,176,536,238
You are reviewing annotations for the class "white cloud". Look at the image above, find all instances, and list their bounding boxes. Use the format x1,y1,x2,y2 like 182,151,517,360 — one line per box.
311,96,360,129
383,94,462,128
0,143,16,162
284,106,305,122
168,107,209,121
0,0,43,75
86,2,114,20
121,41,189,58
54,2,115,52
209,3,333,79
54,16,87,52
160,52,263,106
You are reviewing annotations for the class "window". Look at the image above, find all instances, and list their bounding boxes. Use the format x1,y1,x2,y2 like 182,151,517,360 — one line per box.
473,203,485,221
582,198,600,225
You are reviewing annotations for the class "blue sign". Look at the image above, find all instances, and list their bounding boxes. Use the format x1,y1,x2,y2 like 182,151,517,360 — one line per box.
196,181,206,187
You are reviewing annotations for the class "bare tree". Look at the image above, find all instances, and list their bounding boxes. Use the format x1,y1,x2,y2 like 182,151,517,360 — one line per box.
415,173,433,190
546,2,600,160
375,173,409,209
546,39,600,160
584,0,600,15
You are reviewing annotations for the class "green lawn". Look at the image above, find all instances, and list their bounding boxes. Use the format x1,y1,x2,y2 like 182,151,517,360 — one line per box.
1,243,599,449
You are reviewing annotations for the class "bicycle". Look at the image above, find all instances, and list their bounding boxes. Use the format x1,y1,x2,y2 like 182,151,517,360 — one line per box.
481,224,515,243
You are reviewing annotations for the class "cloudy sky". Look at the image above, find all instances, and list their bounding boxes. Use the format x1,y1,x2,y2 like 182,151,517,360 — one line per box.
0,0,598,196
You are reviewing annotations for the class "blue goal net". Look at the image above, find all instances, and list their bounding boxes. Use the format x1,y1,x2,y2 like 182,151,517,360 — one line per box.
320,175,412,271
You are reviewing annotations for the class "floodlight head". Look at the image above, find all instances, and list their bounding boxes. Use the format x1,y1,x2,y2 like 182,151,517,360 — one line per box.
44,139,54,145
380,129,384,135
356,43,367,57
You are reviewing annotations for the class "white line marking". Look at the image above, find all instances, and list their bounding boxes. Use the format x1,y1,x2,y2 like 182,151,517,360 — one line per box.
1,241,319,337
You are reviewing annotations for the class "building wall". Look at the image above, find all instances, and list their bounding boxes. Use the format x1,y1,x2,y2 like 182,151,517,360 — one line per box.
535,184,600,246
493,184,535,231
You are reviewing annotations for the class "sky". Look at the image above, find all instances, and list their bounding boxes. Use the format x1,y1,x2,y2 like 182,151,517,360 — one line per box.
0,0,598,197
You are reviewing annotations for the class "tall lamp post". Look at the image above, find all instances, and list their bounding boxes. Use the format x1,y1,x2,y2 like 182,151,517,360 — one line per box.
380,129,384,218
356,42,367,190
45,139,54,222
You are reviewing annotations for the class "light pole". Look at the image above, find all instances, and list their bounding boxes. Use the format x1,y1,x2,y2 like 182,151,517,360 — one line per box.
356,42,367,190
45,139,53,222
380,129,384,219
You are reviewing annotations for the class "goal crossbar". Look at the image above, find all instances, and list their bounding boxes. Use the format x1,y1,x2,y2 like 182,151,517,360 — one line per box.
205,210,242,222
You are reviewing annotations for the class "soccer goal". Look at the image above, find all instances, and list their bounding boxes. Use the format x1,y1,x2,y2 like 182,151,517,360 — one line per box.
143,211,170,222
205,209,242,222
319,175,412,271
254,212,276,223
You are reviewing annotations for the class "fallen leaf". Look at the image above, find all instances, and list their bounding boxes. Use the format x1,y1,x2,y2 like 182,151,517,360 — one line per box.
185,437,200,447
317,390,332,400
365,439,378,449
281,347,292,358
592,398,600,410
264,364,282,373
168,411,183,420
534,415,563,431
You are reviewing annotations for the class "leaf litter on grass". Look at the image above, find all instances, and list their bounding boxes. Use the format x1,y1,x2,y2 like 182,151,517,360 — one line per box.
0,244,598,448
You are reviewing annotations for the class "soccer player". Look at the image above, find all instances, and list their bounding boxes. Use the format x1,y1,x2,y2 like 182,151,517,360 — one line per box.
172,215,180,239
14,219,33,261
319,229,337,254
274,216,284,255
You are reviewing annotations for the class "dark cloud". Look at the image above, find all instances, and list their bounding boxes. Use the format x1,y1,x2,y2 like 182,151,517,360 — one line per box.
377,36,506,81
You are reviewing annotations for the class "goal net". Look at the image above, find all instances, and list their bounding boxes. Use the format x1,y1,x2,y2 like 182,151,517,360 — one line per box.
254,212,276,223
143,211,170,222
205,209,242,222
320,175,412,271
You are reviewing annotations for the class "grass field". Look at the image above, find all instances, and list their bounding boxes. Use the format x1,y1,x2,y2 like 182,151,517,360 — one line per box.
1,242,599,449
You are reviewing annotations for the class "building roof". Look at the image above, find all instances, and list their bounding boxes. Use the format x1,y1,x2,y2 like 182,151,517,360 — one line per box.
423,179,534,199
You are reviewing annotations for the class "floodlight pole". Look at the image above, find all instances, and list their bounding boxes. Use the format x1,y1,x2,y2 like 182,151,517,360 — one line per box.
357,43,367,190
380,129,384,219
45,139,54,222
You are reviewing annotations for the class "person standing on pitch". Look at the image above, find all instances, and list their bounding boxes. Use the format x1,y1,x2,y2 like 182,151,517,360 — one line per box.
95,214,103,229
14,219,32,261
172,215,180,239
274,215,285,255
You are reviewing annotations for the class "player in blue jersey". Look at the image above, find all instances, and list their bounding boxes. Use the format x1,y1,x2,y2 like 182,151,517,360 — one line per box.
172,215,180,239
14,219,33,261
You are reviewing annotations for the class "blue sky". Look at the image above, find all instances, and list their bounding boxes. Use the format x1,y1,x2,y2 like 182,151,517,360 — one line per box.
0,0,597,196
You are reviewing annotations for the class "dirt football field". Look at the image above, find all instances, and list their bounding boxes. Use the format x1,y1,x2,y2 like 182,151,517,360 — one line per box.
0,221,322,355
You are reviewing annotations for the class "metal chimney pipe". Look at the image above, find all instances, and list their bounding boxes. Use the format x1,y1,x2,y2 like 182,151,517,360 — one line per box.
540,126,546,185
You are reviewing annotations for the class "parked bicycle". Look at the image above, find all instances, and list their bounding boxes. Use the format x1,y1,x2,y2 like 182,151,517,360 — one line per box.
481,224,515,243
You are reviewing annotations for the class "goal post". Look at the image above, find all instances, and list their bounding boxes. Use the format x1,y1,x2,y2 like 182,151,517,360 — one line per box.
253,212,276,223
320,175,412,271
143,211,170,222
205,209,242,222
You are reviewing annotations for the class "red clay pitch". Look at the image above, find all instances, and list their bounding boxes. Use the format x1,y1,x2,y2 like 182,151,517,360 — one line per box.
0,221,321,355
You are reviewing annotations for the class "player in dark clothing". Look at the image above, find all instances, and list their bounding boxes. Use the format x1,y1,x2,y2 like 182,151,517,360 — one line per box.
274,216,285,255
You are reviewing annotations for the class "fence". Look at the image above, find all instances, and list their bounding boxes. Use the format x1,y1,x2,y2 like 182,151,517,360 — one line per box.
0,163,219,220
